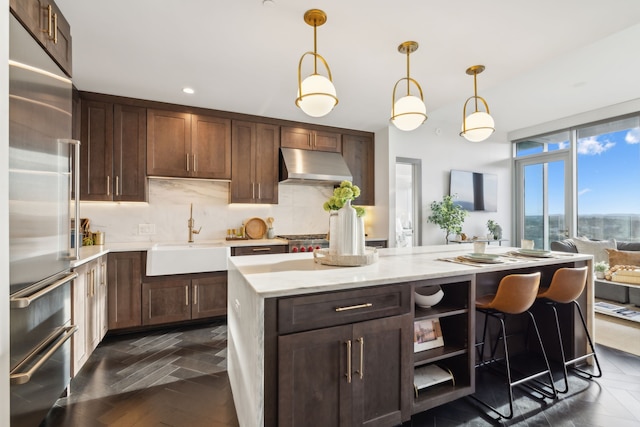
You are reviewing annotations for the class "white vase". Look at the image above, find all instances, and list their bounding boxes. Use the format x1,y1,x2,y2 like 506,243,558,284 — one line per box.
356,215,365,255
328,210,339,254
336,200,359,255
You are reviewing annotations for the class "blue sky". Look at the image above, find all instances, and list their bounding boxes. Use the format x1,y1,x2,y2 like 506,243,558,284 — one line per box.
576,128,640,214
525,127,640,215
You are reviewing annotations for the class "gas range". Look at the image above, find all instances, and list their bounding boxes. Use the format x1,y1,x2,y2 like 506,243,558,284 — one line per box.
277,234,329,253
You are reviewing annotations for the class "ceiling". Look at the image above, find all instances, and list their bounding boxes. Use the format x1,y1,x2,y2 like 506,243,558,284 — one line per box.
56,0,640,135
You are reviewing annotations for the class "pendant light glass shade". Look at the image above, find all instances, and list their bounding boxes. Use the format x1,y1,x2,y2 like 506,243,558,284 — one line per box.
460,65,495,142
296,9,338,118
390,41,427,131
297,74,337,118
392,95,427,131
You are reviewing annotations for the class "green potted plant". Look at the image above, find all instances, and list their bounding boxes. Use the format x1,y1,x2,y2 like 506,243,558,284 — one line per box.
594,261,609,279
486,220,502,240
427,195,468,244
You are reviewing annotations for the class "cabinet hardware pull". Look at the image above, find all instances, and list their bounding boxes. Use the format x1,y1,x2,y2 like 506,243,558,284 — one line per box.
106,176,110,196
193,154,197,172
186,153,190,171
101,263,106,285
258,183,261,199
356,337,364,379
252,247,271,252
86,271,91,297
346,340,352,384
115,176,120,196
185,286,189,306
252,182,255,199
43,5,53,37
335,303,373,312
52,12,58,44
193,285,198,305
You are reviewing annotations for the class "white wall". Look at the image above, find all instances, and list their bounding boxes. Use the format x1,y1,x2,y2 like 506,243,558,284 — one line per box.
380,120,512,246
1,0,11,422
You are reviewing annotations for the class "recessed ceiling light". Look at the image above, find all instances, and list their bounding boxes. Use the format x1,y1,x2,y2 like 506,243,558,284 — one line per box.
183,87,195,94
262,0,275,6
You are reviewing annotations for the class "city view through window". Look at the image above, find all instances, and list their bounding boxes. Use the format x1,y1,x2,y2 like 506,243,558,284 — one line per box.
518,116,640,247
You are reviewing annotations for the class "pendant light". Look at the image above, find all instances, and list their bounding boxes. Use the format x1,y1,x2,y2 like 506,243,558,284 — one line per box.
460,65,495,142
390,41,427,131
295,9,338,118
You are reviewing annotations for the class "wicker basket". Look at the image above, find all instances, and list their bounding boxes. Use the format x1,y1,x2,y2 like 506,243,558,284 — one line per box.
313,247,378,267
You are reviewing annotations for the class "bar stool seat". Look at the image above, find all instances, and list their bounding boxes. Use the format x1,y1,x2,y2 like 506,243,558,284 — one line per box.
472,272,557,419
536,266,602,393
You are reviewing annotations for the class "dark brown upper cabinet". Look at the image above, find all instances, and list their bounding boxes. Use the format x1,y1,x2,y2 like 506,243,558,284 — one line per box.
10,0,72,76
147,109,231,180
231,121,280,204
79,99,147,202
281,126,341,153
342,134,375,206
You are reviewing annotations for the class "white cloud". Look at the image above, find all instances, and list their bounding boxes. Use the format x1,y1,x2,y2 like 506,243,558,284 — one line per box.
578,188,591,196
558,141,569,149
577,136,615,155
625,128,640,144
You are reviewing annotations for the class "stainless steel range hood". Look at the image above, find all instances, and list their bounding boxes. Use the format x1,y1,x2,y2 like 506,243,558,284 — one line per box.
279,147,353,185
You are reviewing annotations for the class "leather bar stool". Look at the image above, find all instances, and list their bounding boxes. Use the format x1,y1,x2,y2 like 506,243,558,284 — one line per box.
536,266,602,393
472,272,557,419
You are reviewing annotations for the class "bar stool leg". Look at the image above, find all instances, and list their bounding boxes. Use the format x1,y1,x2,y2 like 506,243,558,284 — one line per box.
570,301,603,380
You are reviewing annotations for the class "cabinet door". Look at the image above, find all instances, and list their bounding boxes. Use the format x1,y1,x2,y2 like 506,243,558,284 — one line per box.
147,109,191,177
80,100,114,201
230,120,257,203
107,252,142,330
254,123,280,204
191,273,227,320
9,0,72,77
314,130,341,152
342,134,375,206
281,126,313,150
279,325,352,427
98,256,108,340
113,105,147,201
86,260,100,353
142,279,192,326
351,315,412,427
44,0,72,76
191,115,231,179
71,263,88,377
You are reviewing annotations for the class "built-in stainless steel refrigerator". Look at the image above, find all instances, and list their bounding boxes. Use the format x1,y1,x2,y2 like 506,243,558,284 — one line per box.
9,13,80,427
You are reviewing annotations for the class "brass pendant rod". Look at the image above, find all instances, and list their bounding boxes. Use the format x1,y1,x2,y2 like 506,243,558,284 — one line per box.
313,23,318,75
405,49,411,96
474,71,478,112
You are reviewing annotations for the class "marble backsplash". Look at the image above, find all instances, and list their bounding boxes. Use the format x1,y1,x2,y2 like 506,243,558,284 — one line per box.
79,178,375,244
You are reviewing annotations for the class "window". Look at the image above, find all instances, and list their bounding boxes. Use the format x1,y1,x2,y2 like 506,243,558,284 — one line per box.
576,116,640,241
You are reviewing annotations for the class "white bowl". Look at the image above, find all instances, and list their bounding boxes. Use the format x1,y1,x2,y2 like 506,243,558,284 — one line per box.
414,285,444,308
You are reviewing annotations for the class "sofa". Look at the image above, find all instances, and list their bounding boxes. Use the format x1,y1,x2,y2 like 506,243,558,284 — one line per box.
551,239,640,305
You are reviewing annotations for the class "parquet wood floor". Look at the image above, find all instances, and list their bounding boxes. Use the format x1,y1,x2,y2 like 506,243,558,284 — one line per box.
42,320,640,427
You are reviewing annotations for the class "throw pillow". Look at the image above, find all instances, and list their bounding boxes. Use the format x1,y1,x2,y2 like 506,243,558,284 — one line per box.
606,248,640,268
571,237,617,264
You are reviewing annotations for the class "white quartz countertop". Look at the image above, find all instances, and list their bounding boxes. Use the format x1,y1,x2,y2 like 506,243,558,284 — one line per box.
71,238,289,267
229,245,593,298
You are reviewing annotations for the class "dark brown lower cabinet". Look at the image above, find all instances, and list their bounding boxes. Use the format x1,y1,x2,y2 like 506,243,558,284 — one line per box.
142,272,227,326
107,251,142,330
278,314,412,427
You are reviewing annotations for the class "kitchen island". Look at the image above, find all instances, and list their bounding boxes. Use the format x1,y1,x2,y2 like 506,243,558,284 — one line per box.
227,245,593,427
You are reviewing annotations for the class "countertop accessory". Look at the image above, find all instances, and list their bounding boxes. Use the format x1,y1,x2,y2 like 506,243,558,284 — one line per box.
414,285,444,308
313,246,378,267
245,217,268,239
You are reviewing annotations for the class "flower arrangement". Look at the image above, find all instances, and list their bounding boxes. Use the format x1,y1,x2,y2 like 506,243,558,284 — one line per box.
323,181,366,217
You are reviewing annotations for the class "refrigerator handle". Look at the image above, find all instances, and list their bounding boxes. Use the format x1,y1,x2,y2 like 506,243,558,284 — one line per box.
10,325,77,385
10,272,78,309
59,139,81,260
